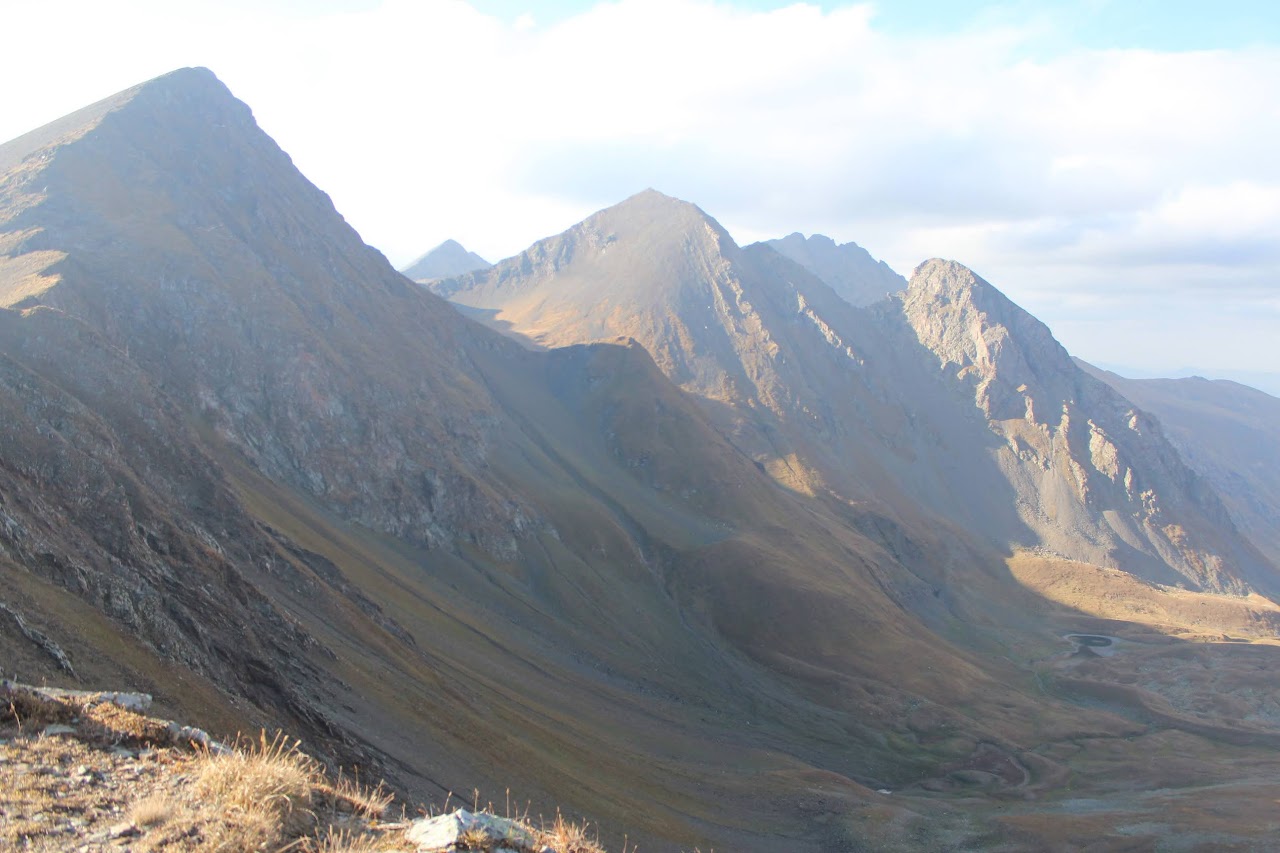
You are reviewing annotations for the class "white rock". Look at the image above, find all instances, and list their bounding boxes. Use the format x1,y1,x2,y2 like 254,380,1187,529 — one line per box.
405,809,539,852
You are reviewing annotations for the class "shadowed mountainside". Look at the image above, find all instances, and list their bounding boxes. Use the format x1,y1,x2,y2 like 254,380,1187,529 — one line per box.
885,260,1276,596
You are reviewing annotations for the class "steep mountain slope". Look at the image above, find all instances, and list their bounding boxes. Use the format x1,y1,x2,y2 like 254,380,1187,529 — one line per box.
401,238,491,281
1080,362,1280,566
761,231,906,307
884,260,1276,595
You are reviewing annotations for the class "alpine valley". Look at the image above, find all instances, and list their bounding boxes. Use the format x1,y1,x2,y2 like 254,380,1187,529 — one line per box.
3,68,1280,852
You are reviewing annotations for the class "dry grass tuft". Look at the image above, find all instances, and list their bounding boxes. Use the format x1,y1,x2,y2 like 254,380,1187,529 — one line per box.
186,730,400,851
539,809,608,853
130,793,174,828
193,731,323,845
301,825,397,852
329,771,394,820
458,824,494,849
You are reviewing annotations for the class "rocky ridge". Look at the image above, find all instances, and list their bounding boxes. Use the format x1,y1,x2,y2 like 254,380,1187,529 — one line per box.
761,231,906,307
435,192,1274,596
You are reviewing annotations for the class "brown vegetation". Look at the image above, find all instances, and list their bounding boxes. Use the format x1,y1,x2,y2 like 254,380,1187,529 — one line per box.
1,687,615,852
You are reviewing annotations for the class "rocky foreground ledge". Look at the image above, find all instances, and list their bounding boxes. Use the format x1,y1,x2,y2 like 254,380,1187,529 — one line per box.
0,682,607,852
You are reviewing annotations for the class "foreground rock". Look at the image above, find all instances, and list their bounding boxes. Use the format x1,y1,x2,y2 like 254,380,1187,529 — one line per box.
407,808,544,851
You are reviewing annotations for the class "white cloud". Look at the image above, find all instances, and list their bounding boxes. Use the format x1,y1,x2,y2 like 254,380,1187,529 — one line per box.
1,0,1277,380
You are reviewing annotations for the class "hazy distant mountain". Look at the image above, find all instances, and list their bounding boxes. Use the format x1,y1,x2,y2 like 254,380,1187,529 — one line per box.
400,238,490,281
1081,361,1280,567
1092,361,1280,398
760,231,905,306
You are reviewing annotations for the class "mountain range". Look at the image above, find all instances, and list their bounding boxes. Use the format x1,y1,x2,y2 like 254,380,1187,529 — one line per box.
4,67,1280,851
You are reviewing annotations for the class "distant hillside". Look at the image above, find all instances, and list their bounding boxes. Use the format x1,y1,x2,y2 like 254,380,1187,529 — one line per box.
401,239,490,280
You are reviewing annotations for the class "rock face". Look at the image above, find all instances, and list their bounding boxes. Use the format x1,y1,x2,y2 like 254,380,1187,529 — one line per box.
890,260,1275,594
761,231,906,307
1080,362,1280,568
401,239,491,281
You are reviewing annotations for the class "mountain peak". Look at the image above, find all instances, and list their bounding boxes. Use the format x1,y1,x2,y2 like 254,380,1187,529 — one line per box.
899,258,1074,418
593,188,731,242
904,259,1033,327
0,68,235,174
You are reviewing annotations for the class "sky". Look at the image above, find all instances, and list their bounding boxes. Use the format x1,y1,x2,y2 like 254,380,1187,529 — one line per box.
2,0,1278,391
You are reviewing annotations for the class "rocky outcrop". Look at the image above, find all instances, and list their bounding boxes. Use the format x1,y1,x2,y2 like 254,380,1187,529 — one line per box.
891,259,1274,593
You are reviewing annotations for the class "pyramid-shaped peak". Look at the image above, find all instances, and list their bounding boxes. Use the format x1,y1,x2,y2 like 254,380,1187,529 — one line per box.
605,188,711,218
1,67,247,176
402,239,491,281
587,188,738,250
127,66,225,97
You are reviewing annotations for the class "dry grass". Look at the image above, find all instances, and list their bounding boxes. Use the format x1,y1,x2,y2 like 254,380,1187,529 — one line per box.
1,687,402,853
186,730,395,851
2,686,613,852
458,825,495,849
132,794,175,828
303,826,397,852
190,732,320,848
538,809,608,853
